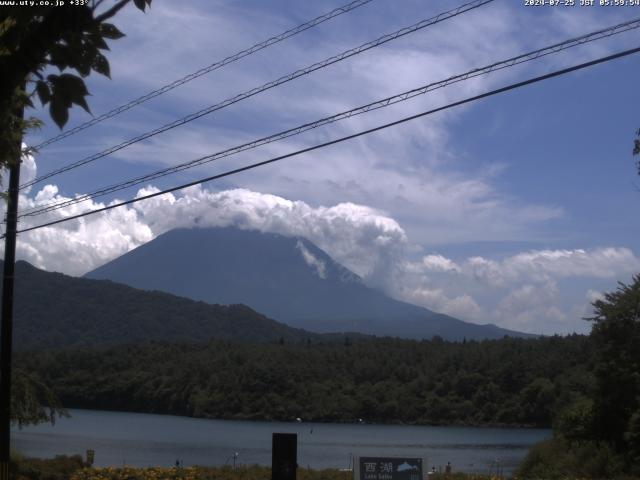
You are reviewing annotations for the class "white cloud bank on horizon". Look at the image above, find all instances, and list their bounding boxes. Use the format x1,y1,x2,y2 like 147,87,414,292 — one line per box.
3,152,638,335
396,247,639,333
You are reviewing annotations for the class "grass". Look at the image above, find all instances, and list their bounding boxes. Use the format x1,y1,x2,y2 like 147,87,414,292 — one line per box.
9,456,505,480
70,465,351,480
11,454,85,480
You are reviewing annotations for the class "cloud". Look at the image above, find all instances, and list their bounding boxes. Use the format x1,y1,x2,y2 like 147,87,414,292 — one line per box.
466,248,640,285
20,147,37,193
421,254,461,273
7,156,407,279
4,149,636,336
393,247,640,333
12,2,640,335
586,289,604,304
25,0,609,262
129,185,407,286
401,286,485,322
3,153,637,335
296,240,327,279
464,256,506,288
494,282,566,333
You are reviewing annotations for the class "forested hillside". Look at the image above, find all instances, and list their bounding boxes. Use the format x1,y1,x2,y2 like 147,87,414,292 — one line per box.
4,260,329,349
19,335,592,427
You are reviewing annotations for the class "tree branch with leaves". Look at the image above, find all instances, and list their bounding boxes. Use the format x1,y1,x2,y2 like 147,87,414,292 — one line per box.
0,0,152,169
11,368,67,428
0,0,152,427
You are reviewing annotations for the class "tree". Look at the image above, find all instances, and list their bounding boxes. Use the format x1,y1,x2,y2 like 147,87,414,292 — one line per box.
555,397,594,444
518,278,640,478
0,0,153,429
11,368,67,428
588,276,640,453
625,410,640,476
0,0,152,168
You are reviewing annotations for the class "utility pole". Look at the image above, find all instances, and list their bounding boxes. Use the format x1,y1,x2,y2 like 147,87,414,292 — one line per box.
0,105,23,480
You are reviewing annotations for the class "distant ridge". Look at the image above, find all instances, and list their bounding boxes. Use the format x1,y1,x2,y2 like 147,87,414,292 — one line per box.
86,227,530,340
2,260,328,351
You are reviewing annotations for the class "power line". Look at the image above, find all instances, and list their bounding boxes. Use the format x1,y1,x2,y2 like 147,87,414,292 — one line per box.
12,45,640,237
32,0,376,150
21,0,495,190
23,16,639,216
19,17,640,218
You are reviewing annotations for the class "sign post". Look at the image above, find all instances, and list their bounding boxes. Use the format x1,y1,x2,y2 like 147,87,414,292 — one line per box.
272,433,297,480
354,457,425,480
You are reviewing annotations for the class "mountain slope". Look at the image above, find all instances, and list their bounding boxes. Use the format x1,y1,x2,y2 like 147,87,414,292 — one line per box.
3,260,321,351
86,227,527,340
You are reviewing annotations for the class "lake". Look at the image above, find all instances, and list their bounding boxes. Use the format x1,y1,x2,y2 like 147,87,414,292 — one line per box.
12,409,550,476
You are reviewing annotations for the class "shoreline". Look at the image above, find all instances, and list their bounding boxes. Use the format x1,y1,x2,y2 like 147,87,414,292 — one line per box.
46,406,551,431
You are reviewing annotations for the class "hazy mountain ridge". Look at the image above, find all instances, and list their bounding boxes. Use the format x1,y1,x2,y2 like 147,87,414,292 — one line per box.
86,227,529,340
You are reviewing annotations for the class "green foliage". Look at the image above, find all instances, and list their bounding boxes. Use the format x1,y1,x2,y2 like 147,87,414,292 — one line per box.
73,467,494,480
520,275,640,478
68,465,351,480
0,0,154,436
10,453,85,480
45,73,91,128
519,377,555,426
554,397,594,443
625,410,640,476
6,261,328,350
516,437,625,479
10,368,67,428
2,460,501,480
19,335,592,427
589,276,640,450
0,0,152,173
423,476,494,480
0,88,41,177
0,0,151,123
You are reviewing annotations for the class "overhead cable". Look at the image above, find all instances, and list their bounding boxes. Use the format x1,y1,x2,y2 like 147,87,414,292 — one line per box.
12,45,640,237
19,17,640,218
32,0,377,150
21,0,495,190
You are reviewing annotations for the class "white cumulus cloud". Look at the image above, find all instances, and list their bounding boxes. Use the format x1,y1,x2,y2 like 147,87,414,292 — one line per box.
393,248,640,334
5,156,407,279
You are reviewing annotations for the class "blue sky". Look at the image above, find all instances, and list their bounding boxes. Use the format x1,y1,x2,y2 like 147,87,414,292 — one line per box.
7,0,640,334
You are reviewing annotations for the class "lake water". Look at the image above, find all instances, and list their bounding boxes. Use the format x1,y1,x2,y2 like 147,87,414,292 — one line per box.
12,409,550,476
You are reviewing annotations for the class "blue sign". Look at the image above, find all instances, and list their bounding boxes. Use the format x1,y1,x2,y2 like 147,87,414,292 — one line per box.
358,457,423,480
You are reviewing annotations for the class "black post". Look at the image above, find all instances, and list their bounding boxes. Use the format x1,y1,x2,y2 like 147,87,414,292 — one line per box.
0,132,22,480
272,433,297,480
